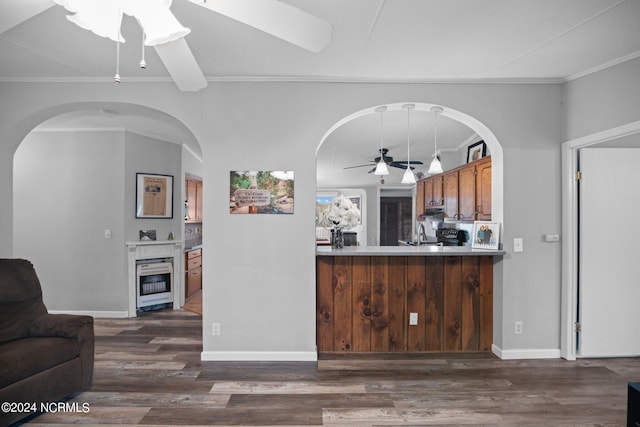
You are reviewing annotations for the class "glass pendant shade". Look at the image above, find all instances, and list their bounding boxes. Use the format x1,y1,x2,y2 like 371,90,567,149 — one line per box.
428,156,443,174
374,105,389,176
401,103,415,184
374,160,389,175
428,106,444,175
401,166,416,184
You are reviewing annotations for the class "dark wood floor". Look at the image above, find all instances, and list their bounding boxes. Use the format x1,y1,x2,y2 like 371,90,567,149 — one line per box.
23,308,637,426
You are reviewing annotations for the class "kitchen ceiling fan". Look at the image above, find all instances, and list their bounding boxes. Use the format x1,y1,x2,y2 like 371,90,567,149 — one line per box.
344,148,424,174
5,0,333,92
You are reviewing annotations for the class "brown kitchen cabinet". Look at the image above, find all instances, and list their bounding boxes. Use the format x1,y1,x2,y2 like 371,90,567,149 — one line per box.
443,170,459,219
475,157,492,220
416,179,425,218
422,156,491,221
424,175,443,208
457,163,477,220
416,175,444,218
186,177,203,222
185,248,202,298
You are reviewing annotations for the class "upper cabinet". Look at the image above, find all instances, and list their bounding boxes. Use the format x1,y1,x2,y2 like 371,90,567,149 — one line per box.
424,175,443,208
186,177,203,222
415,175,444,218
443,170,459,219
475,157,492,221
417,156,491,221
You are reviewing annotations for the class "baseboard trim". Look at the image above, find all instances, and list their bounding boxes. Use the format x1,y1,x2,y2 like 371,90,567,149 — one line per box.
48,310,130,318
492,344,561,360
201,351,318,362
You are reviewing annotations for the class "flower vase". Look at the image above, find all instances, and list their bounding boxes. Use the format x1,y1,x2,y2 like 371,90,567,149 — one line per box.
332,227,344,249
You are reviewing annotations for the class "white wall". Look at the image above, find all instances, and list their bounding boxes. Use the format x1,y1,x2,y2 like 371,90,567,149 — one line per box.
124,132,183,242
14,130,127,311
13,129,182,313
0,75,592,359
199,80,562,358
563,57,640,141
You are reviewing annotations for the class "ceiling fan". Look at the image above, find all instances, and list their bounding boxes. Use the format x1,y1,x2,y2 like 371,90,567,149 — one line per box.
3,0,333,92
344,148,424,174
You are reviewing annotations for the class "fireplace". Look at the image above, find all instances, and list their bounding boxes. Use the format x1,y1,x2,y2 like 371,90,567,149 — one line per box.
136,259,173,309
127,240,184,317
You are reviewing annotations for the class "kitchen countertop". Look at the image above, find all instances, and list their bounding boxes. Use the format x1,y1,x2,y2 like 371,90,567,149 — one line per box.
316,245,504,257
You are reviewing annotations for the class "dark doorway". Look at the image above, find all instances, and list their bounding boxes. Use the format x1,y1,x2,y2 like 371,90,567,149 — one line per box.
380,196,412,246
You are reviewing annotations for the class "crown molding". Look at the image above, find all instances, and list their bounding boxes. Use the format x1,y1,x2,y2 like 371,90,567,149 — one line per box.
0,75,567,85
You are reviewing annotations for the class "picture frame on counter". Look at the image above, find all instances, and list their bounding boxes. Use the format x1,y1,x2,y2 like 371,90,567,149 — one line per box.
466,140,486,163
472,221,500,250
136,173,174,219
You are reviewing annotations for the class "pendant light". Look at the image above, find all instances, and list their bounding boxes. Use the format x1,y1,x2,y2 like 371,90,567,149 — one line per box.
374,106,389,176
401,103,416,184
428,106,444,174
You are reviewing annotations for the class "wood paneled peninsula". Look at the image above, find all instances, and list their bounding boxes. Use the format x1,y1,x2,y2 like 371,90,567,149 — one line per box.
316,246,503,354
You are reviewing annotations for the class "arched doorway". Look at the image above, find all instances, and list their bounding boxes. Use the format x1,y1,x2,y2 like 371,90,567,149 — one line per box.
315,102,504,354
12,102,203,316
316,102,503,228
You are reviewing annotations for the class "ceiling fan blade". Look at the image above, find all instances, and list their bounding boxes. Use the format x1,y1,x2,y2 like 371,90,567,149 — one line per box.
393,160,424,165
187,0,333,52
153,38,207,92
1,0,53,34
344,163,375,170
389,163,411,170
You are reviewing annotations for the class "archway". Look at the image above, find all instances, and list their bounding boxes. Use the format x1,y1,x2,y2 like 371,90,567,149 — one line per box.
316,102,503,224
315,101,505,354
12,102,203,316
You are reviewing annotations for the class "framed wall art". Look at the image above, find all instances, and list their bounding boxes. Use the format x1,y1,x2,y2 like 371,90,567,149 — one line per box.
230,170,294,214
467,140,486,163
136,173,174,218
471,221,500,250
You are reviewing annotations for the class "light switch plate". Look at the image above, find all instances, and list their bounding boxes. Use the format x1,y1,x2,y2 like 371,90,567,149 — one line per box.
513,238,523,252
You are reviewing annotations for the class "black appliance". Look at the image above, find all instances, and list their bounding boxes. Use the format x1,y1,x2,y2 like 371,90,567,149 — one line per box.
436,228,468,246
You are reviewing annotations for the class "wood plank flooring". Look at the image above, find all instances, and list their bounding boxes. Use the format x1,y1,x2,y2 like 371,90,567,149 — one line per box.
182,289,203,315
21,308,638,426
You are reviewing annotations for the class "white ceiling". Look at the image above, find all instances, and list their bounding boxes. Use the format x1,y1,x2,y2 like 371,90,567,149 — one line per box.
2,0,639,186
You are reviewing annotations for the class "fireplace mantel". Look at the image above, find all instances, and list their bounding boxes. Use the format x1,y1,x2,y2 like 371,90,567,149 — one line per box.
126,240,184,317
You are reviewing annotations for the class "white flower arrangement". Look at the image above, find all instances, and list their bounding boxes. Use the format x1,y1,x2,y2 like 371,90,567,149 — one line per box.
316,196,361,229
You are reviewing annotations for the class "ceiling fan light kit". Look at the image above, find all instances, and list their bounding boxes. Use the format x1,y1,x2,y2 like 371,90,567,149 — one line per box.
50,0,333,92
428,106,444,175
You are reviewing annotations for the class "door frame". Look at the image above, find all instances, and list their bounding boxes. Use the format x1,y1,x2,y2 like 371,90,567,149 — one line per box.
377,186,415,245
560,120,640,360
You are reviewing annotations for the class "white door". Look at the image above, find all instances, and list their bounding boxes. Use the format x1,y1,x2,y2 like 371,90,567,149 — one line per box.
579,147,640,357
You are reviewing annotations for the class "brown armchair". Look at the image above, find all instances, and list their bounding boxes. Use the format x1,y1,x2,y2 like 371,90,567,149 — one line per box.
0,258,94,425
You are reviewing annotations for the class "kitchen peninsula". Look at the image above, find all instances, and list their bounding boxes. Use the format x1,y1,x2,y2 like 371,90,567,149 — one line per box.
316,245,503,353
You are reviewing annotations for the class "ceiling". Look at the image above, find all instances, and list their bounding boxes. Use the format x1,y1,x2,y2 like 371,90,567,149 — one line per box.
2,0,639,186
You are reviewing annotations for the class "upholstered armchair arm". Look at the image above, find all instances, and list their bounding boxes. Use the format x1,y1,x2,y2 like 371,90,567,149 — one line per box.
29,313,92,338
29,314,95,389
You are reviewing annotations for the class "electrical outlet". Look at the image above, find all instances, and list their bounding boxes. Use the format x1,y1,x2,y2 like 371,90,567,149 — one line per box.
211,323,221,336
409,312,418,325
104,229,111,239
514,321,523,334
